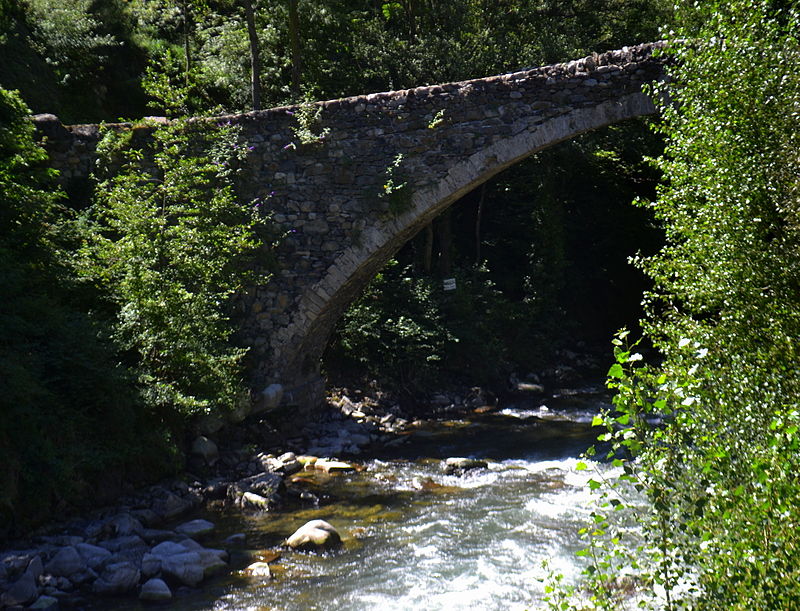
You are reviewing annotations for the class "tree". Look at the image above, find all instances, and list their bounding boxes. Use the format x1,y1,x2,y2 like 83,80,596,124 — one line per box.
0,88,174,537
243,0,261,109
559,2,800,608
80,68,269,420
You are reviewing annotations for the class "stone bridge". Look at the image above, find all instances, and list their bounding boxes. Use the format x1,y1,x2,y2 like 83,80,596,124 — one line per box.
37,42,668,413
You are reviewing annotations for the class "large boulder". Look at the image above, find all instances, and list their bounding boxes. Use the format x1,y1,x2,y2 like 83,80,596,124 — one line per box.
30,595,59,609
253,383,284,414
286,520,342,552
152,491,193,521
97,535,147,554
103,513,144,537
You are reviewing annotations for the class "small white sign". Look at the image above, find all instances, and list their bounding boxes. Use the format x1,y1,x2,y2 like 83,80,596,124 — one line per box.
442,278,456,291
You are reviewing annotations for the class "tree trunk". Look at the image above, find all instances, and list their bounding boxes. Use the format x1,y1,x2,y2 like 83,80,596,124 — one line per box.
437,210,453,277
244,0,261,110
475,183,486,265
423,222,434,273
288,0,302,99
182,0,191,87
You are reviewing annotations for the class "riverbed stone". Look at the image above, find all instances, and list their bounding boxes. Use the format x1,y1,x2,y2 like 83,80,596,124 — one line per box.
443,457,489,474
1,569,39,606
44,546,85,578
150,541,186,557
98,535,146,554
244,562,272,578
152,491,193,521
254,383,284,414
314,459,355,473
104,513,144,537
191,436,219,465
196,549,228,577
140,528,175,544
160,552,205,587
75,543,112,570
224,533,247,546
241,491,271,510
30,594,59,609
140,553,161,579
92,561,140,595
175,519,215,539
286,520,342,552
139,577,172,602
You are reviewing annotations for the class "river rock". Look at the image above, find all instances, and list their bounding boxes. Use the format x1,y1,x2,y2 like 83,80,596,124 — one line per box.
241,491,271,510
140,528,175,544
92,561,140,595
443,457,488,474
150,541,186,557
98,535,146,554
139,577,172,602
314,459,356,473
152,491,193,521
27,555,43,580
277,452,302,475
286,520,342,552
75,543,112,570
254,383,284,414
224,533,247,546
191,436,219,465
44,546,86,578
1,568,39,606
175,519,215,539
140,553,161,579
196,549,228,577
104,513,144,537
160,552,205,587
30,594,59,609
244,562,272,578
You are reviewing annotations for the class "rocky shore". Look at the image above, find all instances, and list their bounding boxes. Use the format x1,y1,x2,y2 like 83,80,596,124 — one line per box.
1,346,600,609
0,386,440,609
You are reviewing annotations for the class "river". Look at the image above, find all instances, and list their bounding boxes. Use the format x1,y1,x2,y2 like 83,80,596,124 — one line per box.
97,383,615,610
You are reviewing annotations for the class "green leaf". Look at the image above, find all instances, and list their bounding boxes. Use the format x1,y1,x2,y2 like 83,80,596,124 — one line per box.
608,363,624,379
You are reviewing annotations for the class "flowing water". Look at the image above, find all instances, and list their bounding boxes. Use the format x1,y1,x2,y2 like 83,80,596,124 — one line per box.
103,384,618,610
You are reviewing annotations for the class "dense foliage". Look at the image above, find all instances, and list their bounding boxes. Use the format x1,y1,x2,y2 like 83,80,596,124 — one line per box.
0,90,175,537
553,1,800,608
79,103,266,422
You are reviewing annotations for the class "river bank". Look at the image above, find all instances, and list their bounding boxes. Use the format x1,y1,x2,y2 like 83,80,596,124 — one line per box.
1,348,610,609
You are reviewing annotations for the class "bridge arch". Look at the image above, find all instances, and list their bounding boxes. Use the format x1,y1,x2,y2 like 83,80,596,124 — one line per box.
281,93,657,400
